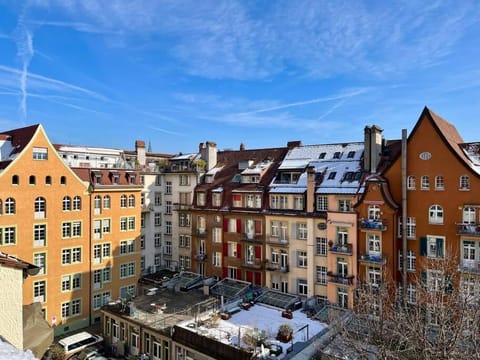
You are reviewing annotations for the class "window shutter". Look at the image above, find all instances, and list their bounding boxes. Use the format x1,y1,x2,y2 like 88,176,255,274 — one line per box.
255,246,261,259
237,244,241,259
436,238,444,258
223,219,228,232
420,237,427,256
237,219,241,233
237,269,242,280
223,243,228,256
255,272,262,286
246,271,253,283
255,220,262,235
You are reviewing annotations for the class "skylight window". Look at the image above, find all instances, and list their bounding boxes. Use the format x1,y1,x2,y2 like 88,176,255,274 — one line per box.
328,172,337,180
347,151,355,158
319,152,326,159
333,152,342,159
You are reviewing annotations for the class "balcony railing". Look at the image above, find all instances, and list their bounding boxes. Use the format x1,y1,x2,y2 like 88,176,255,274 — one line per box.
195,253,207,261
174,203,193,211
360,219,387,231
459,259,480,273
327,272,355,286
265,261,289,273
196,229,207,237
241,233,263,243
242,259,263,269
329,243,353,255
266,237,289,246
456,223,480,236
359,253,387,264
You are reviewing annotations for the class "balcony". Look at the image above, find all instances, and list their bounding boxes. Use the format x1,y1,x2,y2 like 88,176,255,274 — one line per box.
174,203,193,211
459,259,480,274
142,204,154,212
195,253,207,261
327,272,355,286
329,243,353,255
196,229,207,238
360,219,387,231
242,259,263,269
241,233,263,243
266,237,289,246
359,253,387,265
265,261,289,273
456,223,480,236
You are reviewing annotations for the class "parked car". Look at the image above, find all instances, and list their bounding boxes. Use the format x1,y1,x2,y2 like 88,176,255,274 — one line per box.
69,346,107,360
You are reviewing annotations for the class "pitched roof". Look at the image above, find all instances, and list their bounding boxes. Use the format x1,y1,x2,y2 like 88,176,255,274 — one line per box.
0,124,40,170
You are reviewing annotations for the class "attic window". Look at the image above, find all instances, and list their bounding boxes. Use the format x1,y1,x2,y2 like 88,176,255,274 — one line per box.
333,152,342,159
94,174,102,185
319,152,326,159
347,151,355,158
112,174,120,184
33,147,48,160
344,172,354,181
232,174,241,183
328,172,337,180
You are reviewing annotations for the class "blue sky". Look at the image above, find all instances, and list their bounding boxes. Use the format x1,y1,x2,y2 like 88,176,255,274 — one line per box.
0,1,480,154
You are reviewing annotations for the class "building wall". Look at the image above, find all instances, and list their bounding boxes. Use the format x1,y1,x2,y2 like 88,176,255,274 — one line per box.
0,265,23,349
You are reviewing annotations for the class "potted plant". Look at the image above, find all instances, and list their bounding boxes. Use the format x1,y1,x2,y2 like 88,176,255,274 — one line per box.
276,323,293,343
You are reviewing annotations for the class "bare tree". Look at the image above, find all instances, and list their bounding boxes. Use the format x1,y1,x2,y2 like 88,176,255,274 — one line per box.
324,254,480,360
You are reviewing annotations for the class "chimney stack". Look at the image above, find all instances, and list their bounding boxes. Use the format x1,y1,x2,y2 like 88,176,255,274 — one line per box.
135,140,146,167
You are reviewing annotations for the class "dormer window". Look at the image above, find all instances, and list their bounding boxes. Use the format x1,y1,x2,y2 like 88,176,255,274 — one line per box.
333,152,342,159
205,175,214,184
328,172,337,180
112,173,120,184
197,192,206,206
94,173,102,185
127,173,136,184
347,151,355,158
343,172,354,182
319,152,326,159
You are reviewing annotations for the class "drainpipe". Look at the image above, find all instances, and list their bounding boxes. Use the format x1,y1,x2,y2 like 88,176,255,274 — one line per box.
401,129,408,304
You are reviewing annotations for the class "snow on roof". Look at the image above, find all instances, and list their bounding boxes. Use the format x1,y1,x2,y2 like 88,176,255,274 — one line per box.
206,165,224,176
0,339,37,360
171,153,197,160
460,142,480,175
241,160,272,175
269,186,306,194
212,186,223,192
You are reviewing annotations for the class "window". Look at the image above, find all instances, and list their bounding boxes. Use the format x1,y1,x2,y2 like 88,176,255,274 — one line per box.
328,172,337,180
463,207,476,224
368,205,380,220
34,197,46,219
421,236,444,258
337,257,348,277
319,152,326,159
179,235,191,248
11,175,19,185
429,205,443,224
316,266,327,284
426,270,443,292
154,213,162,226
5,197,15,215
347,151,355,158
63,196,71,211
120,240,136,255
368,266,382,287
154,233,161,247
72,221,82,237
398,250,416,271
120,262,136,278
297,223,307,240
337,287,348,308
179,175,190,186
179,213,190,227
165,221,172,235
165,201,172,214
367,234,381,256
103,196,110,209
316,196,328,211
45,175,51,185
61,273,82,292
33,280,46,302
73,196,81,210
155,175,162,186
94,196,101,214
60,176,67,185
338,199,351,212
435,175,444,190
398,216,416,238
298,279,308,295
154,192,162,206
407,175,415,190
337,227,348,245
212,252,222,267
270,195,288,209
62,247,82,265
33,253,46,275
128,217,135,230
420,175,429,190
316,237,327,256
297,251,307,267
293,196,304,210
333,152,342,159
460,175,470,190
61,299,81,318
33,224,46,247
407,283,416,304
165,181,172,194
29,175,36,185
0,226,16,245
33,147,48,160
120,195,127,208
128,195,135,208
93,291,111,310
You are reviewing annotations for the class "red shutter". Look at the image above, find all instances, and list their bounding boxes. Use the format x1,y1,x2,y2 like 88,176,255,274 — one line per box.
223,219,228,232
237,269,242,280
223,243,228,256
255,220,262,234
237,243,241,258
255,272,262,286
246,271,253,283
237,219,241,233
222,267,228,278
255,246,261,259
233,194,241,202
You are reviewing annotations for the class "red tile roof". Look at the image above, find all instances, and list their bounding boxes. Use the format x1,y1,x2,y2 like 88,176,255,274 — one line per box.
0,124,40,169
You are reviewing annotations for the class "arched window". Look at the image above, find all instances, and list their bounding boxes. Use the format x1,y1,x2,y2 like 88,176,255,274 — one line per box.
368,205,381,221
434,175,444,190
29,175,36,185
463,207,476,224
73,196,81,211
5,198,15,215
60,176,67,185
128,195,135,208
420,175,429,190
11,175,19,185
429,205,443,224
120,195,127,208
460,175,470,190
94,196,101,209
34,197,46,219
63,196,71,211
407,176,415,190
45,176,52,185
103,195,111,209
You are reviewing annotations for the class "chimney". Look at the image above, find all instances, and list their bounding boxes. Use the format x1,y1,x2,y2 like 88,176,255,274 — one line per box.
363,126,383,173
287,140,301,149
240,143,245,151
306,166,315,213
135,140,146,167
201,141,217,171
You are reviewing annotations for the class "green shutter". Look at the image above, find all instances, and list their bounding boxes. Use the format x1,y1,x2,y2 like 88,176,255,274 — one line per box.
420,237,427,256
